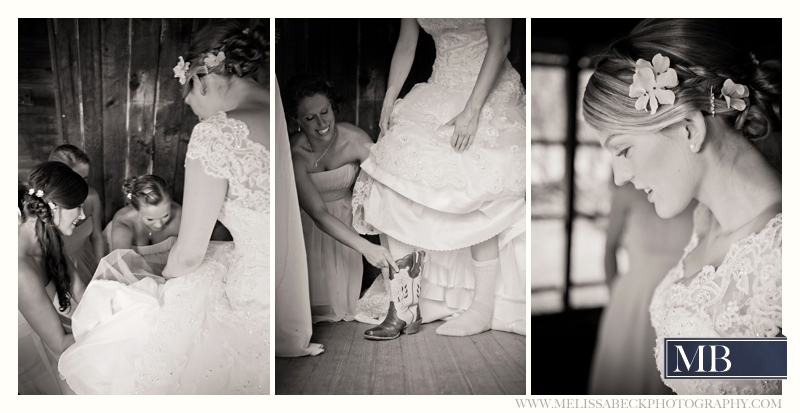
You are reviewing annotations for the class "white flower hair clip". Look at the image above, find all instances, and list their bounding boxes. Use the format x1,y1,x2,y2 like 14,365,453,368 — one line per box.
720,79,749,111
203,51,225,69
29,188,44,198
173,56,191,85
628,53,679,115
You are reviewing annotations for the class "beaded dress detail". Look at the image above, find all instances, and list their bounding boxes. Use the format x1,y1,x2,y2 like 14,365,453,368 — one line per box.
650,205,782,395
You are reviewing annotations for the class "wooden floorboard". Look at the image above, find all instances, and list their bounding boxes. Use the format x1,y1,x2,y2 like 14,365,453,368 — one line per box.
275,320,525,395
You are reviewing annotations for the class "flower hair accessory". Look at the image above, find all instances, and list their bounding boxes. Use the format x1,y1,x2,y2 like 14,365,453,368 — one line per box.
173,56,191,85
28,188,44,198
126,193,132,200
720,79,749,111
203,51,225,69
628,53,679,115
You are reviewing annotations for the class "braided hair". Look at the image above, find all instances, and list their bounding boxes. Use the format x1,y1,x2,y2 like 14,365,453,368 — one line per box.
181,20,269,97
23,162,89,312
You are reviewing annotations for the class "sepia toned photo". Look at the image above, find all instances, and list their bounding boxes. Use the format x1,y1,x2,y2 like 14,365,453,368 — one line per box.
531,18,782,396
18,18,269,395
274,18,527,395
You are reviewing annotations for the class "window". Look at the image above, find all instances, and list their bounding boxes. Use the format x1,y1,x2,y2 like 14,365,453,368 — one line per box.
531,50,613,314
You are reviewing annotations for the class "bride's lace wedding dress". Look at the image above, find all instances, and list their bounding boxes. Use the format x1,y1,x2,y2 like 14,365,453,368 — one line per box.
650,204,782,395
58,112,269,394
353,18,526,333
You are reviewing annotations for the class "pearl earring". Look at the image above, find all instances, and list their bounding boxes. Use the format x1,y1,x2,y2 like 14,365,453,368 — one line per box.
690,143,696,150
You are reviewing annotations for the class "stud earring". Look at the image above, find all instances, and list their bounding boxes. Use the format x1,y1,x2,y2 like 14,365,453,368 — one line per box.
690,143,696,151
201,88,207,96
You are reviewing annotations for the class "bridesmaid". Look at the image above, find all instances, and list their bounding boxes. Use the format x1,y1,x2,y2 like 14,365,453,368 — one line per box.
286,75,396,322
106,175,182,274
49,145,105,284
19,162,88,394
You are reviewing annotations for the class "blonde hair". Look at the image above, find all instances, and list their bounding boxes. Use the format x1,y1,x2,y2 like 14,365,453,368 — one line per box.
583,19,780,142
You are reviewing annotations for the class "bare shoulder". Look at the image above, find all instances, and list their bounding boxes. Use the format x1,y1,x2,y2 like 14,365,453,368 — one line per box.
171,201,183,218
87,186,100,201
112,206,136,228
18,223,36,258
289,130,309,152
338,122,373,145
84,186,101,214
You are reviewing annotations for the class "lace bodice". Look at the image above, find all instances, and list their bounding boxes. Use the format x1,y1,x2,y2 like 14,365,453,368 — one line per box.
650,205,782,395
186,111,269,255
417,18,520,92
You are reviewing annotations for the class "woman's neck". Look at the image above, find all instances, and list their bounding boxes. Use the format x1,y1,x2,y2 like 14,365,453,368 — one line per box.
696,132,781,233
217,77,267,113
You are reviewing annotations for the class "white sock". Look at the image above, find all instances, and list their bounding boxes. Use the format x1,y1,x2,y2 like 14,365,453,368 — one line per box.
436,258,498,336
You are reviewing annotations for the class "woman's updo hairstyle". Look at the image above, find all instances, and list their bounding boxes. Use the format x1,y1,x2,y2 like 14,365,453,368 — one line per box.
583,19,781,143
23,161,89,312
123,175,171,210
182,20,269,96
48,144,90,168
283,73,340,120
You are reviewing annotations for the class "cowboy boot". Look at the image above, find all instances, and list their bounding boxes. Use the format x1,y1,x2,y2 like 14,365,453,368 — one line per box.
364,250,425,340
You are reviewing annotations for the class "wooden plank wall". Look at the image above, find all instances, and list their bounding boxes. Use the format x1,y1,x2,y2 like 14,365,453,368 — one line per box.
18,19,60,187
276,18,526,141
18,18,268,224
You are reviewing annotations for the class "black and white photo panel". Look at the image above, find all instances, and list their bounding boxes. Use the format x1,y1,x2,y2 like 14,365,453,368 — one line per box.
274,17,527,395
531,18,782,396
18,18,269,395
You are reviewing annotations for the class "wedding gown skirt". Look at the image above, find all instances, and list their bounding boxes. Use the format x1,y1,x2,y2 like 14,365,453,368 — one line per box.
353,18,526,333
58,111,269,394
301,163,363,323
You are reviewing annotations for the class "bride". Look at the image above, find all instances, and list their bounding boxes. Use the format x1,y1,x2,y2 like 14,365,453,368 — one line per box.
583,19,781,395
353,19,526,338
57,20,269,394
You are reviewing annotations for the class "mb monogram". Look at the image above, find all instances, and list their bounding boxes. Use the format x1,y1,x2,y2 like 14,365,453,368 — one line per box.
664,338,787,380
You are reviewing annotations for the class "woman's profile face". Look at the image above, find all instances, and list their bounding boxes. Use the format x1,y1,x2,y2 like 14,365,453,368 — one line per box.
296,93,336,140
601,128,699,218
138,200,172,234
56,204,85,236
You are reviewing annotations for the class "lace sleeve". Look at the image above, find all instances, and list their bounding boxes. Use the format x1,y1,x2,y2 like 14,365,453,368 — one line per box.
185,120,235,181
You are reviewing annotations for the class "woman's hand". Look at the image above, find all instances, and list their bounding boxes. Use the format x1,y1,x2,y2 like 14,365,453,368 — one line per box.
361,243,399,273
445,107,480,153
378,103,394,140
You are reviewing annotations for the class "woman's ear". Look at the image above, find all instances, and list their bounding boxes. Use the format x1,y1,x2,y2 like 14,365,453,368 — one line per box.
685,111,707,153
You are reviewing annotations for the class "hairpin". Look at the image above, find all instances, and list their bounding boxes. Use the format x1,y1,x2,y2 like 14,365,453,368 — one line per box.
28,188,44,198
710,86,715,117
628,53,678,115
